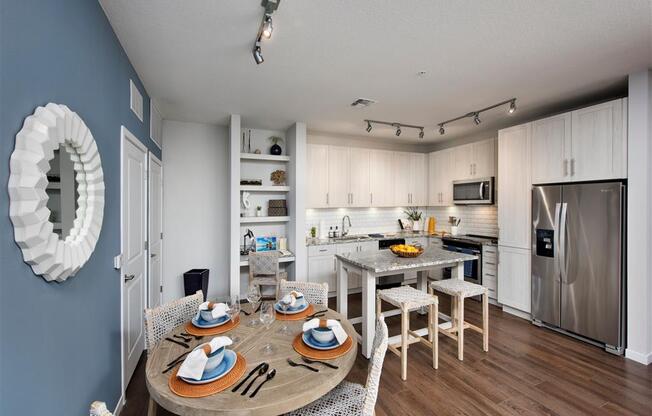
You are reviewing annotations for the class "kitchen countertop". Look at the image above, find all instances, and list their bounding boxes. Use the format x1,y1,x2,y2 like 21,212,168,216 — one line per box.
306,230,445,246
335,246,478,274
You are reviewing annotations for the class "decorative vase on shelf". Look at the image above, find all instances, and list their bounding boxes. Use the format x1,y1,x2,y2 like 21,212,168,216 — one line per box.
269,136,283,155
412,220,422,232
256,209,263,217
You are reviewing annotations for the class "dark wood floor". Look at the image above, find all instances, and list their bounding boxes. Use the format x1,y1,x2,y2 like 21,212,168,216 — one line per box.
123,294,652,416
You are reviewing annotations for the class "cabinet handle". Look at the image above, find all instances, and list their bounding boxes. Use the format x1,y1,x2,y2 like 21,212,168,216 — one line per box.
319,248,328,252
333,258,336,272
326,193,329,205
563,159,568,177
370,193,373,205
570,158,575,176
351,193,354,205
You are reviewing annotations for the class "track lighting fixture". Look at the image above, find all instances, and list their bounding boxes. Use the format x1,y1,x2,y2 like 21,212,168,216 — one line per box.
253,42,264,64
252,0,280,65
509,99,517,114
262,15,273,39
436,98,516,136
363,120,424,139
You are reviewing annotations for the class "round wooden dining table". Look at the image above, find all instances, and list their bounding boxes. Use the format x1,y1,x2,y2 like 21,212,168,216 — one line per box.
146,307,358,416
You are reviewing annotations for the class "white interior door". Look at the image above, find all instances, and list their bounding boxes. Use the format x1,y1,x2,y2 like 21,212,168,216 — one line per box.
121,126,148,392
148,153,163,307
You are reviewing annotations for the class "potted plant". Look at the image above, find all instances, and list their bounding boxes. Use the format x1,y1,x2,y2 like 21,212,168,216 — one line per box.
269,136,284,155
310,227,317,238
404,207,423,232
256,206,263,217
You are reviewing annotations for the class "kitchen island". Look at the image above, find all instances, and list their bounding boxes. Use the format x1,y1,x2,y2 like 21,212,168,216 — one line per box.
336,246,478,358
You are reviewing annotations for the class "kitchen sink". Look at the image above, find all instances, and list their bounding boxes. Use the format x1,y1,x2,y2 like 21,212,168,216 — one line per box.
333,235,372,242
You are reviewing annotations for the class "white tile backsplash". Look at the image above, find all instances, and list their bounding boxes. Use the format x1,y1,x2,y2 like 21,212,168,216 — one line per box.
305,205,497,238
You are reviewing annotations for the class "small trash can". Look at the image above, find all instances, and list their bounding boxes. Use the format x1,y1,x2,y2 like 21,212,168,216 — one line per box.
183,269,209,301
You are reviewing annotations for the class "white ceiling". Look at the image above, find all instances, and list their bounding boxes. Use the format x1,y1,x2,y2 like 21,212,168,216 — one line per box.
100,0,652,143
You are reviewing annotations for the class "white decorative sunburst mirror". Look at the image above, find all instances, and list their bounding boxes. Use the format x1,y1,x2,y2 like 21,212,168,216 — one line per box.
8,103,105,282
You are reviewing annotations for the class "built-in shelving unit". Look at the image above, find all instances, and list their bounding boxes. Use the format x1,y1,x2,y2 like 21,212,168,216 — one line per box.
240,216,290,223
240,185,290,192
240,153,290,162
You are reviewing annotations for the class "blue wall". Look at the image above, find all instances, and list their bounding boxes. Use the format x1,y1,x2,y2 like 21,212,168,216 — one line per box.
0,1,161,414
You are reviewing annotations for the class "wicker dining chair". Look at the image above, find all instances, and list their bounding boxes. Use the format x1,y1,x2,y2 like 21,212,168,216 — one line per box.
278,279,329,306
285,315,389,416
249,251,287,299
143,290,203,352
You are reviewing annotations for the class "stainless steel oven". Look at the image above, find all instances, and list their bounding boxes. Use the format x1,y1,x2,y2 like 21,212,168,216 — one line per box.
453,177,494,205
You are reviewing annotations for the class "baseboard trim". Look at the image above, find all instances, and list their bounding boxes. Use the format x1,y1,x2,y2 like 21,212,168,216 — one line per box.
113,394,125,416
502,305,532,321
625,348,652,365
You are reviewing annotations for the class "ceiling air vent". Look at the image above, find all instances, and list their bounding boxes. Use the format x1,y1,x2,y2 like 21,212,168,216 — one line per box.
350,98,376,108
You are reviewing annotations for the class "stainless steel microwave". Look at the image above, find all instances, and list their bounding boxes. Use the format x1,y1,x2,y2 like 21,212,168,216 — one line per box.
453,177,494,205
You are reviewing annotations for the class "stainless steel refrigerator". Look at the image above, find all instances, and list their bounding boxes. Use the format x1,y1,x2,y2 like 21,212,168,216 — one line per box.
531,181,625,354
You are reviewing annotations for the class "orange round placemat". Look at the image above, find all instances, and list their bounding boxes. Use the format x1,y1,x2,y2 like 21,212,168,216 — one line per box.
292,333,353,360
169,352,247,398
276,304,316,321
185,315,240,336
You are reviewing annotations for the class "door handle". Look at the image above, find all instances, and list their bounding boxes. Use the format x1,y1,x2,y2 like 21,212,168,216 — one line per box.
150,253,157,258
553,203,561,282
559,203,568,284
124,274,136,283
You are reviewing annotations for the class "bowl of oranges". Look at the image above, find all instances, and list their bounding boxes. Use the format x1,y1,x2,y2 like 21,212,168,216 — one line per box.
389,244,424,258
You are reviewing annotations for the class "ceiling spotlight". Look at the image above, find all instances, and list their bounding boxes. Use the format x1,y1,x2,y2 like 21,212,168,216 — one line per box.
473,113,482,125
508,99,517,114
253,42,264,64
366,121,372,133
438,125,445,135
395,126,401,137
419,128,424,139
262,15,273,39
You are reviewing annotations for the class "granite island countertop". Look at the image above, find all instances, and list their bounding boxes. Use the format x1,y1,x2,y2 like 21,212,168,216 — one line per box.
335,246,477,274
306,231,446,246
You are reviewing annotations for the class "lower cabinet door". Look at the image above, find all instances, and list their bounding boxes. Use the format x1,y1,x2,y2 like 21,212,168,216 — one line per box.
497,246,531,313
308,255,336,292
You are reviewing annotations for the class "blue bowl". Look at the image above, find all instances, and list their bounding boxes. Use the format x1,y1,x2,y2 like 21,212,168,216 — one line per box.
200,309,225,322
202,346,225,373
311,327,335,344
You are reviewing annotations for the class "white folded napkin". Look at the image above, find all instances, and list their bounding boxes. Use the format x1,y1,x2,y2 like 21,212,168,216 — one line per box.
177,336,233,381
195,301,229,321
303,318,348,345
280,290,303,307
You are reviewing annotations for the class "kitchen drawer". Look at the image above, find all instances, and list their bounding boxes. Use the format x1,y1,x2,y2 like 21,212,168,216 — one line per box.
336,243,358,255
308,245,336,257
483,245,497,255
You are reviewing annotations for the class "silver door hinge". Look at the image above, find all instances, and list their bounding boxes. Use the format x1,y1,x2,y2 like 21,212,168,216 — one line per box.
160,285,163,293
160,232,163,239
144,240,149,250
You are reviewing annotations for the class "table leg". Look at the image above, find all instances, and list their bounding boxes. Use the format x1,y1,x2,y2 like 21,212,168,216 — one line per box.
456,262,465,280
336,259,348,319
361,269,375,359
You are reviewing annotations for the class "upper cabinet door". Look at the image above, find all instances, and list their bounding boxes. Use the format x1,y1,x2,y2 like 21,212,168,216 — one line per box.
349,148,371,207
410,153,427,206
439,149,454,205
453,144,474,180
327,146,350,207
393,152,412,206
307,144,329,208
472,138,496,178
531,113,572,184
370,149,395,207
498,123,531,249
570,98,627,181
428,152,439,206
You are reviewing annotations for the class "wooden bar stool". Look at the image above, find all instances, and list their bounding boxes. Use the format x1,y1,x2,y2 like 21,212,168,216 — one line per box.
376,286,438,381
429,280,489,361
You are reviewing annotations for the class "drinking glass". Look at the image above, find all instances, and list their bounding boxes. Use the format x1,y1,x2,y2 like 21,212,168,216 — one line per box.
259,302,276,354
246,285,262,327
227,294,241,343
278,296,293,335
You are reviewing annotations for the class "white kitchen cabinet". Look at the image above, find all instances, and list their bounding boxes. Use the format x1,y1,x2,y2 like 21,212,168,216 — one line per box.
307,144,329,208
531,113,571,184
410,153,428,206
570,98,627,181
349,147,371,207
452,139,496,180
393,152,412,206
497,246,531,314
327,146,350,207
370,149,394,207
498,123,532,250
336,241,379,289
530,98,627,184
428,149,453,206
307,254,337,293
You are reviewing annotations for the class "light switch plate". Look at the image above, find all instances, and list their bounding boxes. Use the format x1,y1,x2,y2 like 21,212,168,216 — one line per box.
113,254,122,270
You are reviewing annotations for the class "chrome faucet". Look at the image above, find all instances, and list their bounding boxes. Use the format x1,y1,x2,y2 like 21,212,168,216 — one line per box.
342,215,352,237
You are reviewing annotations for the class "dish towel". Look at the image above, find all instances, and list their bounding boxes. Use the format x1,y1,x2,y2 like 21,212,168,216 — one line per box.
177,336,233,381
280,290,304,307
195,301,229,321
303,318,348,345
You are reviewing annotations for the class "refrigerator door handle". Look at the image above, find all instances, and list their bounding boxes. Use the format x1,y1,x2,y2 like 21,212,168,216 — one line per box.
553,202,561,281
559,202,568,284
